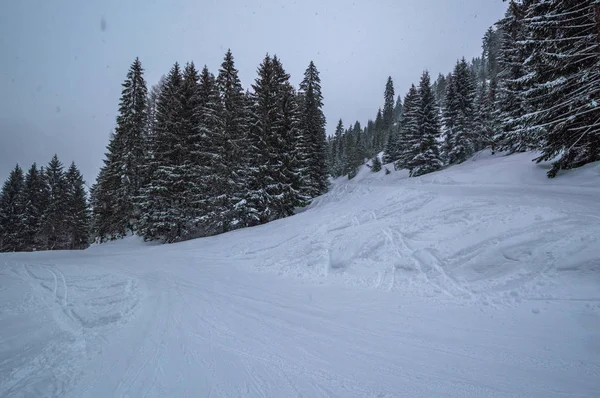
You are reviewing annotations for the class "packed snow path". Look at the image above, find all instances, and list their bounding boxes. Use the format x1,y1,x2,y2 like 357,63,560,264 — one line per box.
1,152,600,397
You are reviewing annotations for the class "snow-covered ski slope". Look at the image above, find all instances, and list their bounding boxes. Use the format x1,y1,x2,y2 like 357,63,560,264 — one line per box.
1,151,599,397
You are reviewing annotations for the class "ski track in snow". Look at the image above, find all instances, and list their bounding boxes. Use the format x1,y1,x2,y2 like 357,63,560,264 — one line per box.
1,151,600,397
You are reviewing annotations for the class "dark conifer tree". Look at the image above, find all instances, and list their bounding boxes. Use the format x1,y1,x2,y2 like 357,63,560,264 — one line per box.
445,58,477,164
0,165,25,252
474,80,496,152
353,121,366,163
383,81,400,165
65,162,90,249
271,56,303,213
371,156,382,172
216,50,251,231
138,62,187,242
330,119,345,177
373,108,385,150
42,155,68,250
383,77,395,132
494,1,534,153
246,55,300,223
21,163,49,250
246,55,276,224
410,71,443,176
92,58,148,240
178,62,209,237
194,64,227,234
395,85,420,170
298,61,328,197
383,129,399,164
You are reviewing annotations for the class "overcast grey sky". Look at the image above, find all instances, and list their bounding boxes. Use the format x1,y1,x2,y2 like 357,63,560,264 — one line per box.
0,0,508,185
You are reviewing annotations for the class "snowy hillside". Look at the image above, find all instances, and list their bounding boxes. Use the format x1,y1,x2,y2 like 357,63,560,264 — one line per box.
1,151,599,397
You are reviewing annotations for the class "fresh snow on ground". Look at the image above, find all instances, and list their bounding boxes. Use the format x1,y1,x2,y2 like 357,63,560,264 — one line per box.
1,150,599,397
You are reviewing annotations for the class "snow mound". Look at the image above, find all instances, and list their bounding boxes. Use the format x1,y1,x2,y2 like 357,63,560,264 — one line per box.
190,150,600,305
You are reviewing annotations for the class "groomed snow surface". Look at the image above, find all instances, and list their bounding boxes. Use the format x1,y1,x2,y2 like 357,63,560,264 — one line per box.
1,151,599,397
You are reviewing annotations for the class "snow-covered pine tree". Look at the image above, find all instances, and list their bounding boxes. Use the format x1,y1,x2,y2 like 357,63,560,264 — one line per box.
371,155,382,172
115,57,148,232
353,121,366,164
90,139,119,242
524,0,600,177
343,129,359,179
446,58,477,164
42,155,69,250
21,163,49,250
65,162,90,249
298,61,328,198
92,58,148,240
271,56,304,213
326,135,336,177
343,124,365,179
0,165,25,252
364,119,375,157
247,55,300,224
494,1,535,153
410,71,443,177
178,62,210,238
216,50,251,232
329,119,345,177
373,108,384,150
138,62,187,242
474,80,496,152
395,84,420,170
246,55,276,225
382,78,398,165
383,128,399,164
383,77,395,132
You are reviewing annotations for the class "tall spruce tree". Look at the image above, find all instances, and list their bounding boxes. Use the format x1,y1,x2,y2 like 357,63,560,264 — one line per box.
272,56,304,211
21,163,49,250
445,58,477,164
298,61,328,198
410,71,443,176
216,50,251,232
383,128,399,164
395,85,420,170
330,119,345,177
247,54,300,224
383,80,399,164
92,58,148,240
474,80,496,152
65,162,90,249
383,77,395,132
178,62,208,237
494,1,534,153
373,108,385,150
193,64,226,235
138,62,187,242
353,121,366,163
42,155,68,250
0,165,25,252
